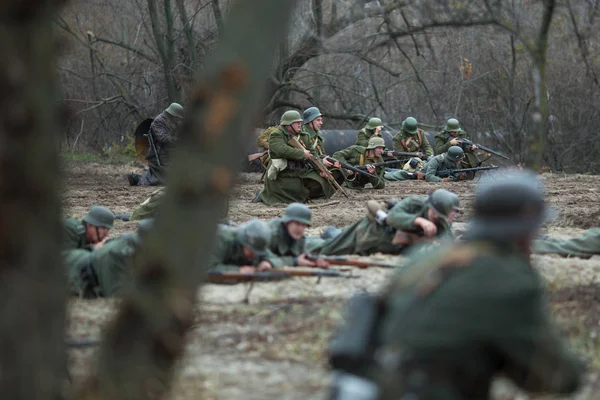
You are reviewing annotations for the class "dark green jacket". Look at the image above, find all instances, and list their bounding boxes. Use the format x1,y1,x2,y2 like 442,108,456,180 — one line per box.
208,226,282,272
392,128,433,156
267,219,306,266
333,145,385,189
63,217,89,250
355,128,377,147
375,239,585,398
302,125,325,155
533,228,600,258
435,129,480,168
424,153,460,182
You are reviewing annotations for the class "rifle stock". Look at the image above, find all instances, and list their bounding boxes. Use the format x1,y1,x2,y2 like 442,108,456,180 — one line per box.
306,255,397,269
248,150,268,162
322,156,379,180
208,269,357,283
437,165,499,180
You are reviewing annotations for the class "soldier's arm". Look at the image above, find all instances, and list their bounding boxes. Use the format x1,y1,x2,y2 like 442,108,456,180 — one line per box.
95,242,133,297
208,238,245,272
434,134,452,154
371,162,386,189
63,218,84,250
268,130,305,160
355,131,368,147
385,198,422,231
425,157,443,182
332,147,355,165
420,130,434,156
391,132,402,152
150,116,176,144
261,249,283,269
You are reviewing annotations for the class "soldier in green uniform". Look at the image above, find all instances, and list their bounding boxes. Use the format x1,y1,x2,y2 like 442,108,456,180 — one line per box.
533,227,600,258
435,118,481,170
209,219,282,273
392,116,433,171
267,203,330,268
258,110,340,205
309,189,460,256
355,118,384,147
302,107,326,157
425,145,466,182
63,205,115,250
332,136,387,190
64,218,153,298
328,171,585,399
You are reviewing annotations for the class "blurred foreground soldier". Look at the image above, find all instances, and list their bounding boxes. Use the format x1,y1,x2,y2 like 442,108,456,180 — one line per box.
533,227,600,258
333,136,387,190
64,219,153,298
268,203,329,268
392,116,433,170
128,102,184,186
257,110,341,205
209,219,282,273
303,106,326,155
310,189,459,256
425,145,466,182
63,205,115,250
435,118,481,170
328,170,585,399
355,118,384,147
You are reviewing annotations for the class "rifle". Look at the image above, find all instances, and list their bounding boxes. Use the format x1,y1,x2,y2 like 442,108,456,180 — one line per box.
306,255,397,269
388,151,429,160
437,165,499,180
287,136,348,198
357,159,410,170
457,139,510,160
321,156,378,180
248,150,268,162
208,269,358,283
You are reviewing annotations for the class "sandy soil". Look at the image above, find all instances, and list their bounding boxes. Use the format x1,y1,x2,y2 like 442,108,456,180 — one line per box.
64,161,600,399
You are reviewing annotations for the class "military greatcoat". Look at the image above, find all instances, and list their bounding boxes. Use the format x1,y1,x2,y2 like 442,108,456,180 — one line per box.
533,228,600,258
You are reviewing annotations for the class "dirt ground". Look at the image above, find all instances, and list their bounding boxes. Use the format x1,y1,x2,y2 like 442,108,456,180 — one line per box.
64,161,600,399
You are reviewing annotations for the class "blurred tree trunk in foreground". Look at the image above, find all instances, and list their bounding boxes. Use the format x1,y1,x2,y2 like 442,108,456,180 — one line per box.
0,1,69,398
87,1,296,399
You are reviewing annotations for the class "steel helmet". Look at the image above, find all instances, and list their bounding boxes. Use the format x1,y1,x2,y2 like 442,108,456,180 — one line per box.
402,117,419,134
280,110,303,126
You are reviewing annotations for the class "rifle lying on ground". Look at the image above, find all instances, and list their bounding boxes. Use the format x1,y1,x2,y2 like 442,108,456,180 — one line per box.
208,268,359,283
456,139,510,160
437,165,499,180
288,137,349,198
306,255,397,269
357,159,410,170
321,155,379,180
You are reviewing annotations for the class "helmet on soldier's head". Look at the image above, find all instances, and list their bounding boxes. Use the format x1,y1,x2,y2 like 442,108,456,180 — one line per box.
280,110,303,126
469,170,551,238
366,136,386,150
303,107,323,125
445,118,461,132
402,117,419,134
282,203,312,226
237,219,271,256
365,118,383,130
426,189,462,222
446,146,465,162
82,206,115,228
165,103,184,119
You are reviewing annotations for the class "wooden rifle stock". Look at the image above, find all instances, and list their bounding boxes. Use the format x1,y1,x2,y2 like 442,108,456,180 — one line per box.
306,255,397,269
321,156,378,180
208,269,357,283
248,150,268,162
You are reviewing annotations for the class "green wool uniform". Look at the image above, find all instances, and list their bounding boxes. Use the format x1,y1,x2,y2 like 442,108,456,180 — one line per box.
384,169,421,182
355,128,379,147
259,126,336,205
267,219,307,266
370,239,585,398
425,153,460,182
533,228,600,258
332,145,385,189
302,125,325,156
64,234,137,298
63,217,89,250
392,128,433,156
435,129,480,168
208,225,282,272
310,195,452,256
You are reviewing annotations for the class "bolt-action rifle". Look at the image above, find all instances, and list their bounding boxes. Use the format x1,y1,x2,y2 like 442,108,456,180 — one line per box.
387,151,430,160
457,139,510,160
208,269,358,283
320,155,379,180
437,165,499,181
306,255,397,269
357,159,410,170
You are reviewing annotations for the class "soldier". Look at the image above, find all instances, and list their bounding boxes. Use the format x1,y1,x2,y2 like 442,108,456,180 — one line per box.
392,116,434,170
332,136,387,190
435,117,481,170
209,219,282,273
309,189,459,256
257,110,342,205
63,205,115,250
268,203,329,268
355,118,384,147
533,227,600,258
329,170,585,399
64,218,152,298
302,106,326,156
128,102,184,186
425,145,466,182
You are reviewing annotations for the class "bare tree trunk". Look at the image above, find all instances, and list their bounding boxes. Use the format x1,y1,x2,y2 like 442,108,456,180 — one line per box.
211,0,224,33
87,1,296,399
175,0,198,72
0,1,69,398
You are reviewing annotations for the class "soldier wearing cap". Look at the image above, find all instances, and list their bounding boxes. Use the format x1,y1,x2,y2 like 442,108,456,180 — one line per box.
425,145,466,182
267,203,329,268
302,107,326,156
435,118,481,170
64,218,153,298
128,102,184,186
332,136,387,190
209,219,282,273
338,170,585,399
63,205,115,250
309,189,459,256
257,110,342,205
